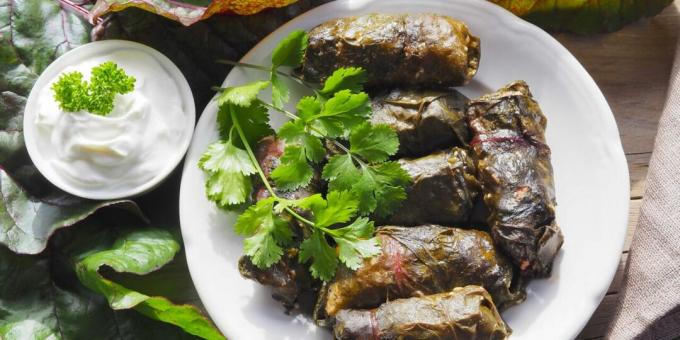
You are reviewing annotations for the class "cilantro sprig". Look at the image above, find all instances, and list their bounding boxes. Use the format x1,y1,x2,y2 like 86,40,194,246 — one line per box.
51,61,136,115
201,30,411,281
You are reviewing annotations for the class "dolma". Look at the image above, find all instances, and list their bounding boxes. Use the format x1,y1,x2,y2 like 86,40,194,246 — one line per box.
333,286,510,340
301,14,480,87
385,148,480,226
370,88,470,157
324,225,525,317
466,81,564,277
239,136,321,312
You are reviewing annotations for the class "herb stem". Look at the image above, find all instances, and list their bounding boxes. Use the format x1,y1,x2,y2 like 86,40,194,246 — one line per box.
284,207,315,227
261,102,299,121
230,109,277,198
231,106,317,229
216,59,313,89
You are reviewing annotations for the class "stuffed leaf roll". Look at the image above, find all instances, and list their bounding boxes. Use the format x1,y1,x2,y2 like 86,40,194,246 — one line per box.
370,88,470,157
385,148,480,226
466,81,564,277
324,225,525,317
333,286,510,340
301,14,480,87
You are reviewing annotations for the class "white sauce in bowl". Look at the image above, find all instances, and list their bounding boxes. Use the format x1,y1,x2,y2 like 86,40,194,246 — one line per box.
24,41,195,199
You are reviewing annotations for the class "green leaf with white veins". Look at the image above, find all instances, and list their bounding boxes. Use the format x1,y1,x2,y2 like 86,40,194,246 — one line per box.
217,80,270,107
199,140,256,207
0,168,147,255
1,0,90,164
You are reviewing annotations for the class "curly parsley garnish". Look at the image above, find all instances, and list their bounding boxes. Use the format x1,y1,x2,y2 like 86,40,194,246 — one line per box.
201,30,411,281
51,61,136,115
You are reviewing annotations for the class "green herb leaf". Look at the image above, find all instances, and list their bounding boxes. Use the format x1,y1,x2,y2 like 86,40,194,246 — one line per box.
311,90,370,137
322,154,360,189
270,72,288,109
332,217,381,270
270,145,314,191
319,67,367,96
235,198,293,268
51,61,136,116
217,80,270,107
198,140,257,207
349,123,399,163
323,159,410,216
277,120,325,162
298,229,337,281
217,102,273,148
296,96,322,121
271,29,308,67
304,190,359,228
75,228,224,340
51,71,88,112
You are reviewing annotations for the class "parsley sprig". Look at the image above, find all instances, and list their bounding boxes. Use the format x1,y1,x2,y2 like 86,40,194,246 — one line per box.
201,30,411,281
51,61,136,115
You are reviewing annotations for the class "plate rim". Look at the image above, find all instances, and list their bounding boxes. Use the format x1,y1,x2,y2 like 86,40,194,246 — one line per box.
179,0,630,338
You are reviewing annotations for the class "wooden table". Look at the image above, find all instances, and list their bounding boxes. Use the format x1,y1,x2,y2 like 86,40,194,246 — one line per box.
552,3,680,339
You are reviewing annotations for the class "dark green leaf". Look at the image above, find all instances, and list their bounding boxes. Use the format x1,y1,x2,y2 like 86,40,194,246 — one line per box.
492,0,673,33
0,0,90,164
271,29,308,67
0,168,146,254
75,228,224,339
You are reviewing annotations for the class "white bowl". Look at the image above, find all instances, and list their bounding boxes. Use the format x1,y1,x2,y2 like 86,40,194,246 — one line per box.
23,40,195,200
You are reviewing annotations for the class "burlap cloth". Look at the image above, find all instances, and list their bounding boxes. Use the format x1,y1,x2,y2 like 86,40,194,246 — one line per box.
606,40,680,339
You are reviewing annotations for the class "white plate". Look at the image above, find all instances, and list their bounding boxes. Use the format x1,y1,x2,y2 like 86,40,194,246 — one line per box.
179,0,629,339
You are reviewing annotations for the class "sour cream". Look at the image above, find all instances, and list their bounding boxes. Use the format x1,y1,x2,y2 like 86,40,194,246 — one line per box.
24,41,195,199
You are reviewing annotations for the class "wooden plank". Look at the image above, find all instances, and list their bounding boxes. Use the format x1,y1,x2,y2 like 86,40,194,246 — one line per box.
628,152,651,199
624,199,642,252
554,5,680,155
606,253,629,295
576,294,620,339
